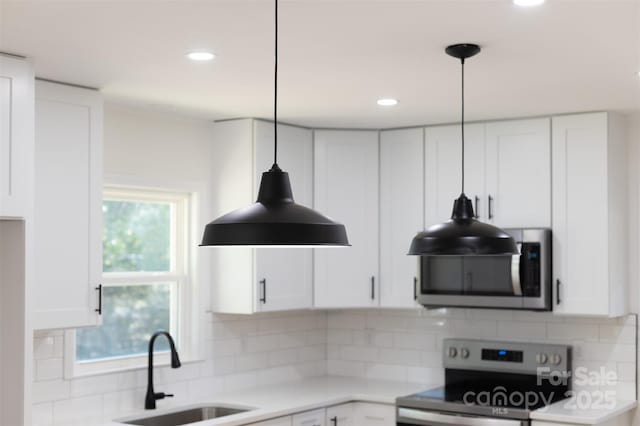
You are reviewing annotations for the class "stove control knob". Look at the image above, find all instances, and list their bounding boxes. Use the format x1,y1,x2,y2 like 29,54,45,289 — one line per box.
448,347,458,358
460,348,470,359
536,353,548,364
550,354,562,365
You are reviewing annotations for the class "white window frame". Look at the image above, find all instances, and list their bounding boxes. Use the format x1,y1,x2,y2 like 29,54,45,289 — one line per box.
64,178,206,378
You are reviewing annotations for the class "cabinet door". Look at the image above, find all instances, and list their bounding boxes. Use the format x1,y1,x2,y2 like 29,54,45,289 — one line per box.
33,81,103,329
380,128,422,308
485,118,551,228
424,124,485,227
551,113,609,315
292,408,326,426
314,130,379,308
249,417,293,426
326,403,355,426
353,403,395,426
0,56,34,219
254,121,313,311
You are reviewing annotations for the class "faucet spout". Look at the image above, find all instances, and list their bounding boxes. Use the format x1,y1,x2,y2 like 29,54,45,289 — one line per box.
145,330,181,409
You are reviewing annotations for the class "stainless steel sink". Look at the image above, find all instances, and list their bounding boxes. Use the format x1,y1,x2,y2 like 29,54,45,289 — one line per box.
121,406,250,426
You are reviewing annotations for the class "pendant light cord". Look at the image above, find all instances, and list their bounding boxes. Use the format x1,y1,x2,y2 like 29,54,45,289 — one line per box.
273,0,279,166
461,57,465,195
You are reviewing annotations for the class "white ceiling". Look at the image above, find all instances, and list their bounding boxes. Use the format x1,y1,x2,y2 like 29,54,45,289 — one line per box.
1,0,639,128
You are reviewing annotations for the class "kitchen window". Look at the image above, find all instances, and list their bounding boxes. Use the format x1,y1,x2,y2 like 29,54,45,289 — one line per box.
67,185,199,376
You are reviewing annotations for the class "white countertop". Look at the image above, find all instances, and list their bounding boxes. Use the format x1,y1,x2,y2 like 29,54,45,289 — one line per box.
529,398,637,425
108,376,636,426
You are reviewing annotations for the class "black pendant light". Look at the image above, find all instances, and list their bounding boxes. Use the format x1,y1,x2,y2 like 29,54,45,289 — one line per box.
408,44,517,256
200,0,349,247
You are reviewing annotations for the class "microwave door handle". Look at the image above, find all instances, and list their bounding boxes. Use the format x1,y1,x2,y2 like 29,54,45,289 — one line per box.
397,408,523,426
511,243,523,296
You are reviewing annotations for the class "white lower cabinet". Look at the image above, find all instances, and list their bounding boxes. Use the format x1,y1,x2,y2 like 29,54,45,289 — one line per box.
327,403,394,426
249,417,293,426
326,403,356,426
32,80,103,330
247,403,394,426
353,403,395,425
292,408,326,426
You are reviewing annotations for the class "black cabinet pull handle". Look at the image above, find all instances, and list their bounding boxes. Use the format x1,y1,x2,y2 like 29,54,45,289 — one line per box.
488,195,494,219
330,416,337,426
95,284,102,315
414,277,418,300
556,279,561,305
259,279,266,303
474,196,480,219
371,276,375,300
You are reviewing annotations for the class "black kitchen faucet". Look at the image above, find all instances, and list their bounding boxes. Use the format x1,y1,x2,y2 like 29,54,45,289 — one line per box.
145,330,181,409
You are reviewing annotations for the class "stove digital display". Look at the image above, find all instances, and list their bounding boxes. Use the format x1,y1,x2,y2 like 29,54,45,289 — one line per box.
482,348,523,362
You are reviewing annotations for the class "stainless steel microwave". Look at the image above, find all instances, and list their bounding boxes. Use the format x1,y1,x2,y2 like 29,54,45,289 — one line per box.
417,228,551,311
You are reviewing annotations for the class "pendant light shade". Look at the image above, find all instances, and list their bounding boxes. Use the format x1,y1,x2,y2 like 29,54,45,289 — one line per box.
408,193,517,255
408,43,517,256
201,165,349,246
200,0,349,247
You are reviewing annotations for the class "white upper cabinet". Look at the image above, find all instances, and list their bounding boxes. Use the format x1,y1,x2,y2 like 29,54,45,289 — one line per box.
314,130,379,308
0,55,34,219
485,118,551,228
209,119,314,314
425,119,550,229
254,120,314,312
380,128,422,308
33,80,103,329
424,123,485,226
551,112,627,317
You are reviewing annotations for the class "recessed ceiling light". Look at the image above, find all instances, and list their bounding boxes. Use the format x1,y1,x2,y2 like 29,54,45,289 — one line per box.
186,51,215,61
513,0,545,6
377,98,398,106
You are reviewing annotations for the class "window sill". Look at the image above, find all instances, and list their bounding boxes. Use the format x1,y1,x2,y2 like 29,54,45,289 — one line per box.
69,355,204,379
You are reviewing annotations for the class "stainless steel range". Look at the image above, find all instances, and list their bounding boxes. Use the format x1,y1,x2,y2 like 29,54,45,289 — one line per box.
396,339,572,426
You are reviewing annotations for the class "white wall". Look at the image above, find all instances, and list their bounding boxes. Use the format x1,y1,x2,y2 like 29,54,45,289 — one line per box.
31,105,327,426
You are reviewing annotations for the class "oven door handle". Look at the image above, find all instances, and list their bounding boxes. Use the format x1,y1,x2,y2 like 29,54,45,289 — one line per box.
397,408,523,426
511,243,523,296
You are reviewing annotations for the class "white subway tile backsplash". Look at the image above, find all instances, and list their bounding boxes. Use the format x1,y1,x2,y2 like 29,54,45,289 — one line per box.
33,380,71,404
547,323,598,341
393,332,436,350
378,348,421,366
32,308,638,425
69,374,119,398
32,402,53,426
53,395,104,425
32,311,329,425
235,353,269,371
599,324,636,343
340,345,379,362
326,310,637,402
365,363,408,381
298,345,326,362
36,358,64,381
497,321,547,340
407,366,444,385
327,312,366,330
33,337,56,360
326,359,366,377
327,329,352,345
